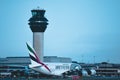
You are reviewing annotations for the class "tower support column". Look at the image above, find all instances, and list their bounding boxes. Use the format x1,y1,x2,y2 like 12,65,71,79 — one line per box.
33,32,44,61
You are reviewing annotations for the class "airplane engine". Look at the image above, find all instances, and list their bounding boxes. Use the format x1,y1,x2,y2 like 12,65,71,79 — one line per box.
70,63,81,71
90,69,96,75
85,68,96,76
85,68,91,75
81,69,88,76
62,63,82,76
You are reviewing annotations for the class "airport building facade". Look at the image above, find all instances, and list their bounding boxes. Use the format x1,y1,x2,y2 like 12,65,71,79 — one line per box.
1,56,120,77
95,62,120,76
0,56,72,77
0,56,72,66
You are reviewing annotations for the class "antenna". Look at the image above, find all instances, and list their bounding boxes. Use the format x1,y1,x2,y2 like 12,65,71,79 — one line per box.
93,56,95,64
81,55,84,63
37,6,40,9
107,59,110,63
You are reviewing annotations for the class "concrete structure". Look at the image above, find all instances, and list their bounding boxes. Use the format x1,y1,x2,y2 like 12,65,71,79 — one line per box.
95,62,120,76
0,56,72,66
44,56,72,63
78,62,120,77
28,9,48,61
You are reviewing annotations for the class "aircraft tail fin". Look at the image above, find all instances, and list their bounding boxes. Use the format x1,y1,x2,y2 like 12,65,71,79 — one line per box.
26,42,42,67
26,42,51,72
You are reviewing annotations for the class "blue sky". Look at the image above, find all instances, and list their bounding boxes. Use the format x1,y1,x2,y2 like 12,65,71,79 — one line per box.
0,0,120,63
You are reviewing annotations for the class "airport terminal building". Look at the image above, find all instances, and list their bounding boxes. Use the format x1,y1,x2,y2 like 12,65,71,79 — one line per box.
0,56,72,66
0,56,72,77
1,56,120,77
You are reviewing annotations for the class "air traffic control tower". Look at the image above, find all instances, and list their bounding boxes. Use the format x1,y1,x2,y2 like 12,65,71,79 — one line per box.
28,9,48,61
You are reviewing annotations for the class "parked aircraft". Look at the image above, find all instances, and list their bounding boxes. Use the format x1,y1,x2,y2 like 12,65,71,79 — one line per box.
26,42,82,76
26,42,96,77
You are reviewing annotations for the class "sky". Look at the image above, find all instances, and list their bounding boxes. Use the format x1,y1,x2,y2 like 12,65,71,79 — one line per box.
0,0,120,63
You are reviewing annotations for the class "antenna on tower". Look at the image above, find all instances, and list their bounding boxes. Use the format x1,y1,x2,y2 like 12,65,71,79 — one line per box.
37,6,40,9
36,6,44,10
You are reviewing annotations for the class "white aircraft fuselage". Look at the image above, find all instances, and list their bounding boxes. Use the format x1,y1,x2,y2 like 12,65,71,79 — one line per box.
30,63,81,76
